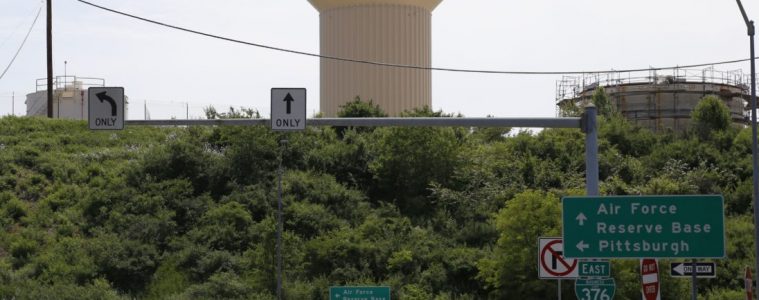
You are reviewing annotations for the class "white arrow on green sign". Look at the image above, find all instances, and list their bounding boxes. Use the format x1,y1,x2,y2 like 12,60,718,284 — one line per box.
562,195,725,259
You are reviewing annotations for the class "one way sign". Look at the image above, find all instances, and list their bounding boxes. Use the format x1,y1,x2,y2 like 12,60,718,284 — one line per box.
271,88,306,131
670,262,717,278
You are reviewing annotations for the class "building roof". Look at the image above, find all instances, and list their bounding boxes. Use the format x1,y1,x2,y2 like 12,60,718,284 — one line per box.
308,0,443,12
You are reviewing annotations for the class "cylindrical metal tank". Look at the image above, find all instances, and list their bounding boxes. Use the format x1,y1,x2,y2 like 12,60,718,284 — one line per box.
555,69,751,133
308,0,442,116
25,76,125,120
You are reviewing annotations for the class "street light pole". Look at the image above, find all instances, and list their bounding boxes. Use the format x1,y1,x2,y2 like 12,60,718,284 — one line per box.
46,0,53,118
736,1,758,299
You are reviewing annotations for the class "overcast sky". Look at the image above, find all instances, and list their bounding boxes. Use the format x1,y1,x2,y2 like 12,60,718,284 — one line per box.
0,0,757,119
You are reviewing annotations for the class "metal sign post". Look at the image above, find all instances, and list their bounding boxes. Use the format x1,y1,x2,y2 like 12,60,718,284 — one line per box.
126,106,600,299
734,3,758,299
276,139,286,300
747,267,753,300
270,87,306,300
583,104,598,196
691,259,697,300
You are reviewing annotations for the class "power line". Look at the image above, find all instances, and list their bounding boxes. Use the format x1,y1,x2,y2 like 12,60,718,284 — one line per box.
0,5,42,81
0,4,42,50
77,0,757,75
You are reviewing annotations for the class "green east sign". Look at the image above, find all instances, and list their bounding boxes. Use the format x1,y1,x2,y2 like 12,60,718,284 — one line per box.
329,286,390,300
562,195,725,259
579,261,611,278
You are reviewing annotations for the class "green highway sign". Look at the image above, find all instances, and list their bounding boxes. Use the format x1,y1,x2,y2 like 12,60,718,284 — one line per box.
575,278,615,300
329,286,390,300
562,195,725,259
579,261,611,278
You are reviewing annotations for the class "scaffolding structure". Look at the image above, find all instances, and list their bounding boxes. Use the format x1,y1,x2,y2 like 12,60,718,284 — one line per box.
556,67,752,132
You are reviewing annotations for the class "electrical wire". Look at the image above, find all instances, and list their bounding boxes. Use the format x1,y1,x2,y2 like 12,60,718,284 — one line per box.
77,0,757,76
0,3,42,50
0,5,42,81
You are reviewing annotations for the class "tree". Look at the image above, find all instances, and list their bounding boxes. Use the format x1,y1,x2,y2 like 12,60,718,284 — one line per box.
190,202,254,251
335,97,388,138
691,95,731,139
337,97,387,118
470,115,511,143
477,190,562,299
368,123,461,215
591,87,614,118
558,100,583,117
204,106,260,119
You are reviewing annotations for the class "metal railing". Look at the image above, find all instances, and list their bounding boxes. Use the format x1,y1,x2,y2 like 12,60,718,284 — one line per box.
126,117,582,128
556,67,752,103
35,76,105,92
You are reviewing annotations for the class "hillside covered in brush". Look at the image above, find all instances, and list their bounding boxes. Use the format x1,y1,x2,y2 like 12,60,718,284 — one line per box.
0,98,754,299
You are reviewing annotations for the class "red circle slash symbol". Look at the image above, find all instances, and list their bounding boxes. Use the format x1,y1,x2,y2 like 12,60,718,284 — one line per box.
540,240,577,277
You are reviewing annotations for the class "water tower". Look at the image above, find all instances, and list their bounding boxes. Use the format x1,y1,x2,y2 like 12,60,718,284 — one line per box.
308,0,443,116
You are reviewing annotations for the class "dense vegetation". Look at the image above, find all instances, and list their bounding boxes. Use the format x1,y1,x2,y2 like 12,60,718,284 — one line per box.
0,95,754,299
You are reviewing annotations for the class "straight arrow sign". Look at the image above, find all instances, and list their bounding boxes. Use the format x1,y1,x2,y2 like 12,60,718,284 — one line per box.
283,93,294,114
576,213,587,226
271,88,306,131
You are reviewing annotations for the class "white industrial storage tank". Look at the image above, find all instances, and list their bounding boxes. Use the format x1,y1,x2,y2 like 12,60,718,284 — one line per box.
26,76,127,120
308,0,442,116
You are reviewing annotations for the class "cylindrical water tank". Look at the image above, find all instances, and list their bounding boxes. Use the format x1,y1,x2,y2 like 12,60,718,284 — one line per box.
308,0,442,116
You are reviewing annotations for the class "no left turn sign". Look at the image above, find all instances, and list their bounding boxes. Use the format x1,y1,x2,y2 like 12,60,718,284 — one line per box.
539,237,579,279
538,237,579,279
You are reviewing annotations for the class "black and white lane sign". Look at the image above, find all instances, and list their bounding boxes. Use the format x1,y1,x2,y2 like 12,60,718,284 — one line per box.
271,88,306,131
539,237,579,279
670,262,717,278
88,87,124,130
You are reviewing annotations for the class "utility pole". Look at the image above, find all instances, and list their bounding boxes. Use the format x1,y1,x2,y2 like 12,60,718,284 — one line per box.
46,0,53,118
735,1,757,299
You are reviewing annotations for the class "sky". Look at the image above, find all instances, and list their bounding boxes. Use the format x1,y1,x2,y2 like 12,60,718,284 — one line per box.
0,0,757,120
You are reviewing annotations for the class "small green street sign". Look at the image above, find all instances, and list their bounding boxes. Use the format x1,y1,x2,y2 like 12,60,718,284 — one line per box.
579,261,611,278
562,195,725,259
575,278,615,300
329,286,390,300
